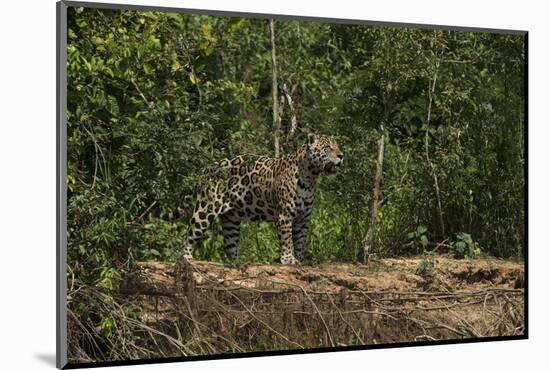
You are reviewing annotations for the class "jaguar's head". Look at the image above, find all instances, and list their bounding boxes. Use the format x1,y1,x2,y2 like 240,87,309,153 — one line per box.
306,133,344,175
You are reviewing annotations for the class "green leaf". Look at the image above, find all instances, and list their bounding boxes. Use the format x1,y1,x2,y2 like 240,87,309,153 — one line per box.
420,235,428,247
171,59,182,72
417,225,427,235
100,316,115,338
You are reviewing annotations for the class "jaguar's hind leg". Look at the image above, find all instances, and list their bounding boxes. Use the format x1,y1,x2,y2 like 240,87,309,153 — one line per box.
220,214,241,260
182,212,215,261
182,185,231,261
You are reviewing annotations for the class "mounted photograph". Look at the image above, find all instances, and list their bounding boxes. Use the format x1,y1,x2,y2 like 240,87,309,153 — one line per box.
57,1,527,368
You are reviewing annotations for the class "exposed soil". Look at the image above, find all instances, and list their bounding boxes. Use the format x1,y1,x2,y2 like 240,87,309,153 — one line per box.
120,256,524,350
69,257,525,363
125,256,524,296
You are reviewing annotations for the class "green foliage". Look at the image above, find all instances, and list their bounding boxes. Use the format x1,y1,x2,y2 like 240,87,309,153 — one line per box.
415,258,435,276
100,316,116,339
407,225,430,254
307,192,355,263
238,223,280,264
66,7,525,287
450,232,481,259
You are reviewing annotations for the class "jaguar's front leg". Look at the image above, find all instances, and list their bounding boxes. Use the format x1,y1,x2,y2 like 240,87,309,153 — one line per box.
277,214,300,265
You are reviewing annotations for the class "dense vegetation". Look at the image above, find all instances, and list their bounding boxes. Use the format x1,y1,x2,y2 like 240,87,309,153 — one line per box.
66,7,525,288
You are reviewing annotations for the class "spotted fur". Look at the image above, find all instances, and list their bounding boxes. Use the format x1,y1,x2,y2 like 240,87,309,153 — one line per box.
168,133,343,265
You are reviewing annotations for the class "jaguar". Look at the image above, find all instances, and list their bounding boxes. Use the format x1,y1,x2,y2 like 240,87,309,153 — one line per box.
158,133,343,265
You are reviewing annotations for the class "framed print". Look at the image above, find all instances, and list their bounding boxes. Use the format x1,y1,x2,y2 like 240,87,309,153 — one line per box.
57,1,527,368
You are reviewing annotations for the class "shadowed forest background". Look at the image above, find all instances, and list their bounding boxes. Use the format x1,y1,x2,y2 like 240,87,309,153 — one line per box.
67,7,525,288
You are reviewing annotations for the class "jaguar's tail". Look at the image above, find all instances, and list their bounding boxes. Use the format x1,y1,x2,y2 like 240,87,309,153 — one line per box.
147,197,194,222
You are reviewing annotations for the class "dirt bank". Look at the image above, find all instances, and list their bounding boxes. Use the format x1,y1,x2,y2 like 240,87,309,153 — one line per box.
68,257,525,363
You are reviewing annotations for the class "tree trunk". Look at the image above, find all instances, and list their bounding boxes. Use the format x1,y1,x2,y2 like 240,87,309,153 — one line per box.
282,83,298,139
269,19,281,157
363,122,385,263
425,58,445,237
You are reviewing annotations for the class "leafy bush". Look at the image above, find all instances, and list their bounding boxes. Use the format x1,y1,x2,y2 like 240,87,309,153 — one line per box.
407,225,430,254
415,258,435,276
450,232,481,259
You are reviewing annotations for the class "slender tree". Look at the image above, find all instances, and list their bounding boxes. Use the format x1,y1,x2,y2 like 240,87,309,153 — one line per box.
269,19,281,157
424,55,445,237
362,119,386,262
362,30,422,262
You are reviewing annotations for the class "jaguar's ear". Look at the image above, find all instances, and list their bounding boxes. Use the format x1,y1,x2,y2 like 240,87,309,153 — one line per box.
307,133,316,145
